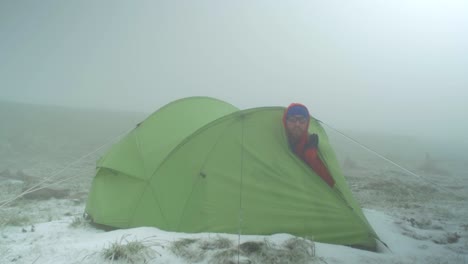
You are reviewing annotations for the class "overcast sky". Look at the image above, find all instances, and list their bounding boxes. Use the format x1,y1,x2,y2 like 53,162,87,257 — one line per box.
1,0,467,141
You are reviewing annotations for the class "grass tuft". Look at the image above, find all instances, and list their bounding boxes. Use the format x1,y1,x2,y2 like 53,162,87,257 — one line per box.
169,238,205,262
200,236,234,250
101,235,161,263
1,214,30,227
68,216,89,228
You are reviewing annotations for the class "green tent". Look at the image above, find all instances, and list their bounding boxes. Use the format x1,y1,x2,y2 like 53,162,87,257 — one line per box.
85,96,379,250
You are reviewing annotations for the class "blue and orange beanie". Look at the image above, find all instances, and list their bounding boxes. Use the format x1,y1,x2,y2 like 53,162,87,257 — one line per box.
285,104,310,118
282,103,310,126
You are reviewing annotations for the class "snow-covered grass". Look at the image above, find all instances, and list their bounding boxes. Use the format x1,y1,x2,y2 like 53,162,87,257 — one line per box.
1,210,466,263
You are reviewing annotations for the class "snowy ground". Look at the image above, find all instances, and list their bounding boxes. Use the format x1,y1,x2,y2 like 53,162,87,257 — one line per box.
1,101,467,264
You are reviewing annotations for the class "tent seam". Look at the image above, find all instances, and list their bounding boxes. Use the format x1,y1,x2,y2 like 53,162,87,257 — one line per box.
150,108,280,230
128,128,154,227
148,108,278,229
175,116,239,231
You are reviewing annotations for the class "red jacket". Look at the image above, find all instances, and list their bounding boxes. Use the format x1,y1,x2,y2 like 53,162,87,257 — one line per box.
283,104,335,187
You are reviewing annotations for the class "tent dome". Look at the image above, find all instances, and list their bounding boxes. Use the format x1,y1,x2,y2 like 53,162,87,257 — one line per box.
85,96,378,250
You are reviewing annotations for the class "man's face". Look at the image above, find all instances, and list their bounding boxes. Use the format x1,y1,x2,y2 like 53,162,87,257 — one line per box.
285,115,308,142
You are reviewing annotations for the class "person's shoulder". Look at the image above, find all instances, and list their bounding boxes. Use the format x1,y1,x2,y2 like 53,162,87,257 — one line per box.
306,134,318,149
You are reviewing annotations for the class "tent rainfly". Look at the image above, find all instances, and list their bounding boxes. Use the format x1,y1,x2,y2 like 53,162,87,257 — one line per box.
85,96,379,251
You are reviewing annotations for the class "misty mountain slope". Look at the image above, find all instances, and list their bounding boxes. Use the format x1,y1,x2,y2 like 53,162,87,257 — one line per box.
0,101,146,172
0,101,148,205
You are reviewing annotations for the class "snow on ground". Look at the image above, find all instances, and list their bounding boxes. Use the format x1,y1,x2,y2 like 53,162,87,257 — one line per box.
1,101,467,263
0,209,466,264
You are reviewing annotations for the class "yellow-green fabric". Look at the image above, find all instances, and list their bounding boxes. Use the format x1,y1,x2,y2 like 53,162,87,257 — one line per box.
85,97,378,250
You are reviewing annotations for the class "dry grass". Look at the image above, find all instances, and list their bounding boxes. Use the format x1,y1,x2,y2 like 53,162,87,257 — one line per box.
169,238,205,262
101,235,161,263
170,236,317,264
0,213,30,227
68,216,90,228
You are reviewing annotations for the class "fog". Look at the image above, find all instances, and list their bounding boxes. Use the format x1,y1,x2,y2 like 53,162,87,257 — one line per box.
1,0,467,142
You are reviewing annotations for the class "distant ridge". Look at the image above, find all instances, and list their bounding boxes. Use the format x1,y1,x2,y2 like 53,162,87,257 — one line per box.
0,99,149,116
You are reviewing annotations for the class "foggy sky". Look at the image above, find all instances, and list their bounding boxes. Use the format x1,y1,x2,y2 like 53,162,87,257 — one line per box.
1,0,467,142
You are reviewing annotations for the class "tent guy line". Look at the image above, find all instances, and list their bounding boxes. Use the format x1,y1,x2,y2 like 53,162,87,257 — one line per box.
0,127,133,209
317,119,460,198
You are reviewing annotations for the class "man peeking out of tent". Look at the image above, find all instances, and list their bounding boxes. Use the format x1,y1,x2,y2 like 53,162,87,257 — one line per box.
283,103,335,187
